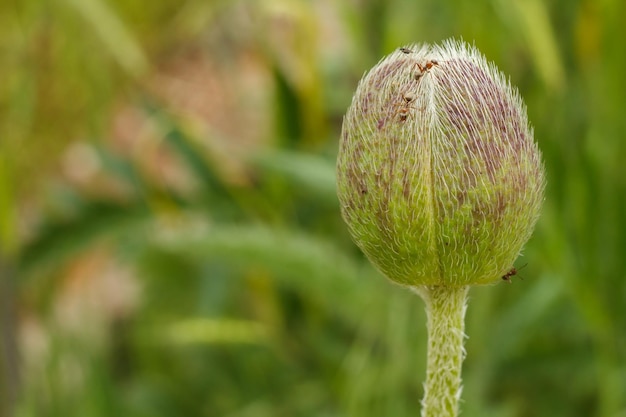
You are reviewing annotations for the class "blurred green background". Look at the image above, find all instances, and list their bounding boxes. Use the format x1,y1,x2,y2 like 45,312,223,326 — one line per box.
1,0,625,416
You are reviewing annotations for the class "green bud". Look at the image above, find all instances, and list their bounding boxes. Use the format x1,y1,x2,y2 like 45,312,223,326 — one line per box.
337,40,545,287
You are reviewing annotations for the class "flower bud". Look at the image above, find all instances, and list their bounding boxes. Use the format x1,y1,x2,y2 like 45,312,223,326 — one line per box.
337,40,545,287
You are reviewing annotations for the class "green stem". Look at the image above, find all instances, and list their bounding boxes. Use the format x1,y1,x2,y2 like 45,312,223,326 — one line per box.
416,285,469,417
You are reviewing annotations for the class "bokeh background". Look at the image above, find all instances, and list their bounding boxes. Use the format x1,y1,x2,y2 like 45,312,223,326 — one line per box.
1,0,625,416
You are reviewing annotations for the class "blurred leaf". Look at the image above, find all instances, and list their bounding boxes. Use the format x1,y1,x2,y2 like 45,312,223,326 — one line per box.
250,149,338,206
19,198,150,275
488,276,563,357
61,0,148,76
164,318,269,346
273,68,302,147
0,155,17,255
153,223,387,325
496,0,566,91
94,145,151,196
141,102,227,194
139,101,259,220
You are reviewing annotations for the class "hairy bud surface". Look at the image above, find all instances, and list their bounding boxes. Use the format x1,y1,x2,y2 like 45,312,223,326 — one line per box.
337,40,545,287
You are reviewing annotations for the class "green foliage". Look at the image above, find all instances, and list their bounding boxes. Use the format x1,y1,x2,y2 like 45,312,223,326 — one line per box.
4,0,626,416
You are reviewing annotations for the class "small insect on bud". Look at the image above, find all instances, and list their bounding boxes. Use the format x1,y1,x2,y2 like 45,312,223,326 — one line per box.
502,264,527,283
403,92,416,103
337,40,545,287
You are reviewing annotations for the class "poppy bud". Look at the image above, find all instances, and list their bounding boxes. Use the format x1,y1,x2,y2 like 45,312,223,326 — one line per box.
337,40,545,287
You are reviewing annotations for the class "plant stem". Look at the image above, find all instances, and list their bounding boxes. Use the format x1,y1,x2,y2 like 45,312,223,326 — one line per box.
415,285,469,417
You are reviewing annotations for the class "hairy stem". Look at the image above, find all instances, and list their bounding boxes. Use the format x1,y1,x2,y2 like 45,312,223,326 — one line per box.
415,285,469,417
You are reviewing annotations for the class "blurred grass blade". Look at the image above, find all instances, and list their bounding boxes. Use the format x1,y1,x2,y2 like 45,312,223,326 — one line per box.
155,224,385,321
273,68,303,147
19,198,150,275
140,102,236,200
508,0,565,91
61,0,148,76
250,149,338,206
489,276,562,356
0,155,17,255
94,145,149,195
165,318,269,346
0,154,19,417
